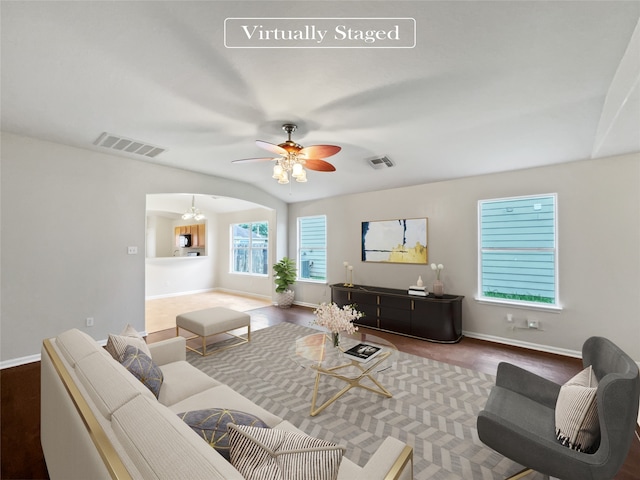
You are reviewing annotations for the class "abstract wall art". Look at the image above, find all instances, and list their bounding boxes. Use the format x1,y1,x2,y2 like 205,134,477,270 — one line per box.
361,218,428,264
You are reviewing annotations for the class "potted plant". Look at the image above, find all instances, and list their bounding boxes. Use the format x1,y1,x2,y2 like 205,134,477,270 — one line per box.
273,257,297,308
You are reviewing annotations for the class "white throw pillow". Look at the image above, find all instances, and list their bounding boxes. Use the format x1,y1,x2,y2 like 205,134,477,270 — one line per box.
555,365,600,453
228,424,344,480
105,324,151,362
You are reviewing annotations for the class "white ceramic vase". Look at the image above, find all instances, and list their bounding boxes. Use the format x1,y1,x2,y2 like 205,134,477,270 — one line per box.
276,290,295,308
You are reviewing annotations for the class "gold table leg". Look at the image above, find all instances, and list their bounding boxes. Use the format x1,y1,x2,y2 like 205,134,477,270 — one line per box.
309,351,392,416
177,326,250,356
507,468,534,480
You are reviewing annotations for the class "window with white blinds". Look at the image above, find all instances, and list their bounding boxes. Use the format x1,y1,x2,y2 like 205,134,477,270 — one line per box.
297,215,327,282
478,194,559,308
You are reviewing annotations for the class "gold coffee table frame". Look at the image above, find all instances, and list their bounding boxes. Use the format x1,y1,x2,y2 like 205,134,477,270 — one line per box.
292,332,396,416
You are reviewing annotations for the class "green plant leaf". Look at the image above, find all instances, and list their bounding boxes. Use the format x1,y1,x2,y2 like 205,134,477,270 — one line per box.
273,257,297,293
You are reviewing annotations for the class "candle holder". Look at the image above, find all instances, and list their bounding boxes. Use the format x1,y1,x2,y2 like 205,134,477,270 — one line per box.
346,266,354,287
343,262,350,287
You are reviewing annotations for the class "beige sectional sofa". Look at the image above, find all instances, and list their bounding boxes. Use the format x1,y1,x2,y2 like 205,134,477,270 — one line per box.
41,328,413,480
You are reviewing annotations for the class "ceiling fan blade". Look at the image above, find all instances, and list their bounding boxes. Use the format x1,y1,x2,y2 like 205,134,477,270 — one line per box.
231,157,277,163
304,159,336,172
298,145,341,158
256,140,288,156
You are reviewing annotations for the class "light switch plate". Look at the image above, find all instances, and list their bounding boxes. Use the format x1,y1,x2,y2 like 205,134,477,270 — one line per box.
127,246,138,255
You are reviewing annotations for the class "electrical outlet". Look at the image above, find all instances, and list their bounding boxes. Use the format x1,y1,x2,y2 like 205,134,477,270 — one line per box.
506,313,513,323
127,246,138,255
86,317,94,327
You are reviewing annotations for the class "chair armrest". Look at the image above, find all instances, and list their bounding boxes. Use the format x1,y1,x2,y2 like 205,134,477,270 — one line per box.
148,337,186,365
496,362,561,409
356,437,413,480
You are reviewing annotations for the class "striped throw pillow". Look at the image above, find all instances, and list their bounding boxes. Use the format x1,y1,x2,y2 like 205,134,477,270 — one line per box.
555,365,600,453
228,424,345,480
105,324,151,362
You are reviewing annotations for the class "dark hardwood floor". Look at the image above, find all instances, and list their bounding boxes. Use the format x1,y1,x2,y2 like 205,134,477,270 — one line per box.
3,305,639,479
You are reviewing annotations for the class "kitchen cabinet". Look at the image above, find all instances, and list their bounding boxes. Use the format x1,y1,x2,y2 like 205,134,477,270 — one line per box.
331,283,463,343
197,223,205,247
174,224,206,248
190,225,199,247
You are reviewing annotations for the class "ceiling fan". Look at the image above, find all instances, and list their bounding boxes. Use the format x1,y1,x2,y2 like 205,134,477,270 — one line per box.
232,123,341,184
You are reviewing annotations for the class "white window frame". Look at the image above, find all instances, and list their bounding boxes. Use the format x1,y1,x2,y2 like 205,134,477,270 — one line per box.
477,193,561,311
297,215,327,284
230,221,269,276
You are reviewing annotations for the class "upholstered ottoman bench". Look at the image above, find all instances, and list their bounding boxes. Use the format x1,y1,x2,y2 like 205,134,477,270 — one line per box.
176,307,251,356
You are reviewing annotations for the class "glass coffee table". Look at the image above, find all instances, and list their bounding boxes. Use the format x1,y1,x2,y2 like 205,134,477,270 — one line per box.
291,331,397,416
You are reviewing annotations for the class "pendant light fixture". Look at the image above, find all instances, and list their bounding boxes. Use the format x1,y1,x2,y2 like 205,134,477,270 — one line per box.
182,195,205,221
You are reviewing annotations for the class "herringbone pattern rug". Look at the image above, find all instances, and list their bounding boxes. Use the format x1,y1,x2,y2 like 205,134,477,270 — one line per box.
187,322,548,479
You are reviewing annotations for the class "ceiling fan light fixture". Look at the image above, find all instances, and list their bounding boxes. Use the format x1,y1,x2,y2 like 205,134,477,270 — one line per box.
277,171,289,184
231,123,340,186
295,169,307,183
292,162,304,178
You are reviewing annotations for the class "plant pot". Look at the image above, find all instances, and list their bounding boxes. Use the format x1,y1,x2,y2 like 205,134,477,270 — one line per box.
276,290,295,308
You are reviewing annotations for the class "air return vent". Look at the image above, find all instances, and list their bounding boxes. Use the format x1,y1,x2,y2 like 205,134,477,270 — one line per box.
367,155,394,169
93,132,166,158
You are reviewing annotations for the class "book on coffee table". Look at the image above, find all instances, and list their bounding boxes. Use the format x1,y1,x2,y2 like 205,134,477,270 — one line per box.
343,343,383,363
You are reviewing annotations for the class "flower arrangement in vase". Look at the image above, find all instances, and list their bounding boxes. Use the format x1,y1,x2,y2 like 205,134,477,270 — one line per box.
312,302,362,347
430,263,444,297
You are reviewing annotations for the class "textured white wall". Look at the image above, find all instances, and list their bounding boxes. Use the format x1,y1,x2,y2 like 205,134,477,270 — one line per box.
288,154,640,361
214,208,276,300
0,132,287,364
145,214,216,298
2,131,638,364
145,257,216,298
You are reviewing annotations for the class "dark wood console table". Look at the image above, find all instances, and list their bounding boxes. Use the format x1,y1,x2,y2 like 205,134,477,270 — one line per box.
330,283,464,343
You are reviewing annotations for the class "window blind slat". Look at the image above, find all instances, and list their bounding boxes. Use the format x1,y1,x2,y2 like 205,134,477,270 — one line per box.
298,216,327,281
479,195,557,305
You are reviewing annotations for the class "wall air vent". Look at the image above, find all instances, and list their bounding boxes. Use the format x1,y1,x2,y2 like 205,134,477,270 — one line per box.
93,132,166,158
367,155,394,169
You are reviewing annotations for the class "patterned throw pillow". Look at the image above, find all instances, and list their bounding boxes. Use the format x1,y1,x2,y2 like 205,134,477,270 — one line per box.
177,409,268,461
555,365,600,453
106,324,151,362
120,345,163,399
228,424,344,480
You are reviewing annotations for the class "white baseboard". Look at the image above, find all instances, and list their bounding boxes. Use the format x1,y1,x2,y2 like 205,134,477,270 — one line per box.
0,353,41,370
145,288,217,300
147,288,273,303
462,330,582,358
214,288,272,302
291,300,318,309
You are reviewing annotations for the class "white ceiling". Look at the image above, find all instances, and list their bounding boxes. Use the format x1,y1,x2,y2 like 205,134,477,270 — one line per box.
2,1,639,204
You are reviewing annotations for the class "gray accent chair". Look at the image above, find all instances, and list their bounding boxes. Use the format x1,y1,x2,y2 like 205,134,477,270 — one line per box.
477,336,639,480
